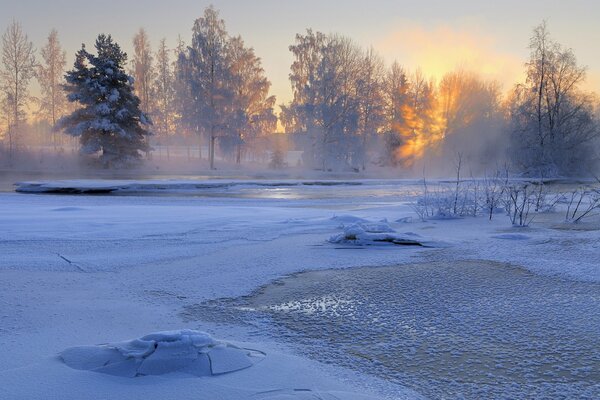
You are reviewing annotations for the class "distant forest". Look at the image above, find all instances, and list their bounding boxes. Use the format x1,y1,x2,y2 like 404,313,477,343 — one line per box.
1,7,599,176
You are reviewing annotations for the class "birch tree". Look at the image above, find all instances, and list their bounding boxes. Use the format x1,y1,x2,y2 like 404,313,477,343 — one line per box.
1,20,36,157
37,29,67,148
154,38,175,139
131,28,155,116
182,6,231,169
225,35,276,163
285,31,365,170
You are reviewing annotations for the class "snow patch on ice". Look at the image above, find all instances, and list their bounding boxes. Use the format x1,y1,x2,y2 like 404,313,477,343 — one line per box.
329,222,434,247
60,329,263,377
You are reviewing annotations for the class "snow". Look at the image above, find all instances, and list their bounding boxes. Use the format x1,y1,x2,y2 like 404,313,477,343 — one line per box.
328,222,434,247
60,329,261,377
14,178,411,194
491,233,531,240
1,179,599,399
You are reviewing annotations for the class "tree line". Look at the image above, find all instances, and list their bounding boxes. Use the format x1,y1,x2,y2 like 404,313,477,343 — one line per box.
1,8,599,175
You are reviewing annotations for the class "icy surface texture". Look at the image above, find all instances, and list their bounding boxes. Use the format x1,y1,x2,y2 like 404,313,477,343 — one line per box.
191,261,600,399
60,329,263,377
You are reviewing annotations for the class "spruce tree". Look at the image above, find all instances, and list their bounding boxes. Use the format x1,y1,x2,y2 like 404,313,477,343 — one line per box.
58,34,151,167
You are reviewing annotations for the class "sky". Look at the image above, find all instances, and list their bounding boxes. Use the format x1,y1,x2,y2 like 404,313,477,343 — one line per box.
1,0,600,106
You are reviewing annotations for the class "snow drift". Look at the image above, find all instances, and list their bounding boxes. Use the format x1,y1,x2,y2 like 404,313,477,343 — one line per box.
60,329,264,377
329,222,434,247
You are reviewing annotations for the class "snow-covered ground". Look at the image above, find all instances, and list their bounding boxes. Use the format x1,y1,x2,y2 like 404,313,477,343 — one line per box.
0,179,599,399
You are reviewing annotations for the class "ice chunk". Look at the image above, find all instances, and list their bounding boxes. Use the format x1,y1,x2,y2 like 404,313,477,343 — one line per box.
329,222,429,247
137,340,197,375
60,345,126,371
114,338,155,358
180,353,212,377
60,329,263,378
94,358,142,378
208,344,254,375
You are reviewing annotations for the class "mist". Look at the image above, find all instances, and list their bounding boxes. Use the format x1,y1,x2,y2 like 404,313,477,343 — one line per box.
1,8,599,181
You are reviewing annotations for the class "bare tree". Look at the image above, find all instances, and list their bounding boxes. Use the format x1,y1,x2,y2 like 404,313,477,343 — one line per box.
1,20,36,158
483,169,506,220
225,35,276,164
37,29,67,149
565,187,600,223
509,22,599,176
180,6,231,169
285,31,366,170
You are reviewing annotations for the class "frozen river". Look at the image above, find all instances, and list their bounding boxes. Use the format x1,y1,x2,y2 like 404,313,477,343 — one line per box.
188,260,600,399
2,177,600,399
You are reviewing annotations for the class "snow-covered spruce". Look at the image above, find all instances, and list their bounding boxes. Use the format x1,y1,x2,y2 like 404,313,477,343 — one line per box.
56,34,152,168
60,329,264,377
329,222,430,246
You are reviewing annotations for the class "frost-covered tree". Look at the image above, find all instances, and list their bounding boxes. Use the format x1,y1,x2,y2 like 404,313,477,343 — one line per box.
356,47,386,169
181,6,231,169
382,61,410,165
36,29,67,148
57,34,152,167
1,20,36,157
225,35,276,164
179,6,276,167
173,35,194,138
509,22,600,176
131,28,155,115
154,38,175,139
284,30,366,170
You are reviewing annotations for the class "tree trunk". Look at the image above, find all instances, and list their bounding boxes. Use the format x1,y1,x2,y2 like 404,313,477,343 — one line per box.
209,127,216,170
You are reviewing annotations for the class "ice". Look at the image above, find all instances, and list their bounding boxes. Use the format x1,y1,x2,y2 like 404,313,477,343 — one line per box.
59,329,262,377
2,179,599,400
238,261,600,399
137,341,198,376
60,345,126,370
329,222,429,246
180,353,212,376
208,344,254,375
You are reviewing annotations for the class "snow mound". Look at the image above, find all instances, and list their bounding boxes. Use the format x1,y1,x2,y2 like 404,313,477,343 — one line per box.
60,329,264,377
251,389,381,400
329,222,431,247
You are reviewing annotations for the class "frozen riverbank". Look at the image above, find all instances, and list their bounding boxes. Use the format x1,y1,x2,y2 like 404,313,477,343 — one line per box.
1,180,599,399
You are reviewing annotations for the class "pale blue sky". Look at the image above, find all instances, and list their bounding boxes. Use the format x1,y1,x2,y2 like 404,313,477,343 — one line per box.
1,0,599,104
